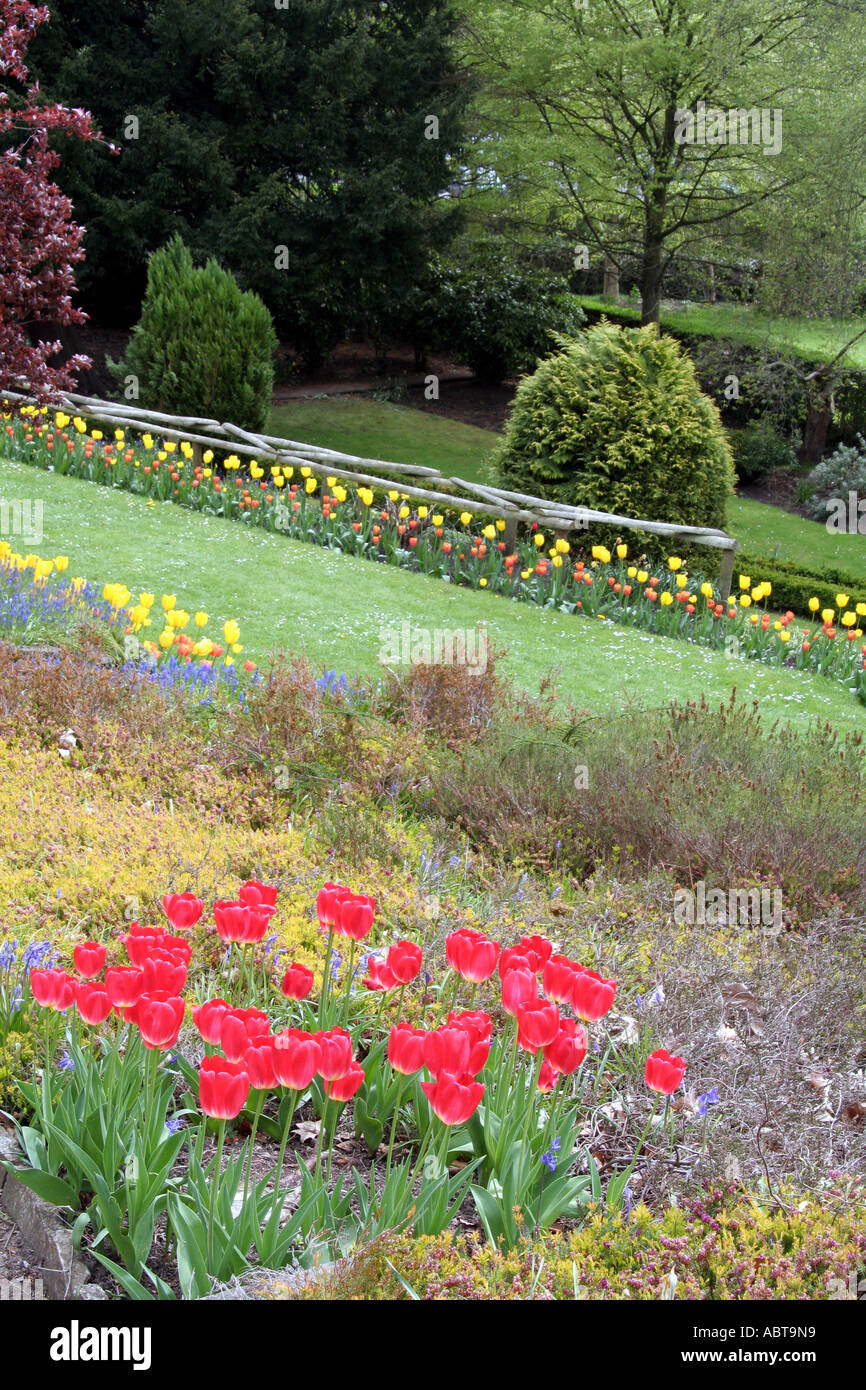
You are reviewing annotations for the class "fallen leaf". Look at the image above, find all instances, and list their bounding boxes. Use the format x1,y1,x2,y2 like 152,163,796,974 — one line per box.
294,1120,321,1145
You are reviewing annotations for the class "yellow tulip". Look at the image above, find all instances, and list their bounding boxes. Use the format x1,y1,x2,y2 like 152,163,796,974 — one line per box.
158,629,174,650
399,505,410,520
700,582,713,599
740,594,751,608
637,570,648,584
388,490,399,502
194,611,208,628
140,593,154,608
616,544,628,559
483,524,496,541
808,597,819,612
555,539,570,554
660,591,674,606
778,630,790,642
161,594,176,612
738,575,751,590
836,593,850,609
857,603,866,617
223,620,240,645
821,608,834,624
552,555,563,568
628,566,637,579
54,556,69,573
534,534,546,548
203,450,214,464
591,545,611,563
418,506,428,520
305,478,317,494
668,556,682,572
326,476,337,488
773,620,782,631
460,512,473,526
842,611,856,627
479,577,488,587
675,573,687,588
495,519,506,532
432,514,443,526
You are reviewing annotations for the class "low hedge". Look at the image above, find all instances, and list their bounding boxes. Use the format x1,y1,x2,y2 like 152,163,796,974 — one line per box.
734,550,866,619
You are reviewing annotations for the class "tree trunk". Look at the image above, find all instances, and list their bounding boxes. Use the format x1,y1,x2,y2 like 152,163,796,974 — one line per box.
707,261,716,303
602,253,620,299
640,204,665,326
800,396,833,465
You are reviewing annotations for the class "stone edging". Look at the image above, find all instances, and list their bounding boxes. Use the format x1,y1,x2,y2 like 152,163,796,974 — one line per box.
0,1129,107,1300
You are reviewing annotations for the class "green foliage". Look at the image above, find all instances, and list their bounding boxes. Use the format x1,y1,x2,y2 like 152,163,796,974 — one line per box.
495,320,735,534
734,549,866,620
431,241,586,384
111,236,277,432
804,437,866,523
731,418,797,484
0,1031,37,1115
29,0,468,362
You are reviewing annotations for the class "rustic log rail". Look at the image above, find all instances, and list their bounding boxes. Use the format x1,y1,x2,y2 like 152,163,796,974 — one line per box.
3,389,739,596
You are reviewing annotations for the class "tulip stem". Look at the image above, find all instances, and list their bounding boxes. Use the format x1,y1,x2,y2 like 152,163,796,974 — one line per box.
243,1090,266,1205
341,940,356,1028
318,928,335,1026
207,1119,226,1274
273,1088,298,1199
385,1074,407,1179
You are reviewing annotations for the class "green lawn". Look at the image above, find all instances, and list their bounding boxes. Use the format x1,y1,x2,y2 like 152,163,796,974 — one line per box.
268,397,500,485
3,455,862,730
729,497,866,582
577,296,866,367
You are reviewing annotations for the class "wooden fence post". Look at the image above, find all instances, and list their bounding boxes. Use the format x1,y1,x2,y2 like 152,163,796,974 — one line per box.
719,545,737,600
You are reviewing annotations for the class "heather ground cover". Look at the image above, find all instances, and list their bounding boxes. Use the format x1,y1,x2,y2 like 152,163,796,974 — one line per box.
0,568,864,1301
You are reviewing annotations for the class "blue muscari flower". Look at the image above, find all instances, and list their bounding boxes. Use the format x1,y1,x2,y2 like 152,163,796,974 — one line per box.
698,1087,719,1116
0,939,16,970
58,1050,75,1072
448,855,461,868
11,985,22,1013
541,1151,557,1173
634,994,643,1010
551,884,562,898
552,1137,562,1151
623,1184,633,1216
165,1116,184,1134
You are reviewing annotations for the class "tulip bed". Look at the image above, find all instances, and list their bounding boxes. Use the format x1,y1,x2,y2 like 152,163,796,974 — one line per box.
1,877,696,1299
5,407,866,706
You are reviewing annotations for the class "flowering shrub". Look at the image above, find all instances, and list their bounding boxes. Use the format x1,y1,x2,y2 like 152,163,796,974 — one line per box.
0,877,693,1296
283,1182,866,1300
6,406,866,704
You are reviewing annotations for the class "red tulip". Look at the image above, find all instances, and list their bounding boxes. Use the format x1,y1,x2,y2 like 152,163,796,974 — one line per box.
447,1010,492,1073
281,963,314,1000
316,880,350,927
421,1071,484,1125
363,956,398,991
162,893,204,930
241,906,277,943
324,1059,365,1102
161,935,193,965
645,1048,686,1095
73,942,106,979
545,1017,587,1075
445,929,500,983
192,997,230,1045
272,1031,321,1090
517,999,560,1053
199,1056,250,1119
386,940,423,984
105,966,145,1011
75,981,112,1024
519,934,553,967
238,880,278,910
542,954,578,1004
537,1058,558,1093
135,993,185,1051
501,966,538,1016
244,1038,279,1091
213,901,250,943
142,951,188,995
570,969,617,1022
315,1027,354,1080
335,893,376,940
423,1025,471,1077
388,1022,428,1075
123,930,167,966
499,945,539,979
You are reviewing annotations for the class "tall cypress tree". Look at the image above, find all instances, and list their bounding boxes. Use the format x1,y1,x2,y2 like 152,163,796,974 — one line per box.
29,0,468,364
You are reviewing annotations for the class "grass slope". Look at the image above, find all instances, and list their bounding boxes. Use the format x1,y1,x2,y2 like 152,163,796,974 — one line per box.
577,295,866,368
268,397,499,484
3,455,862,729
730,497,866,581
